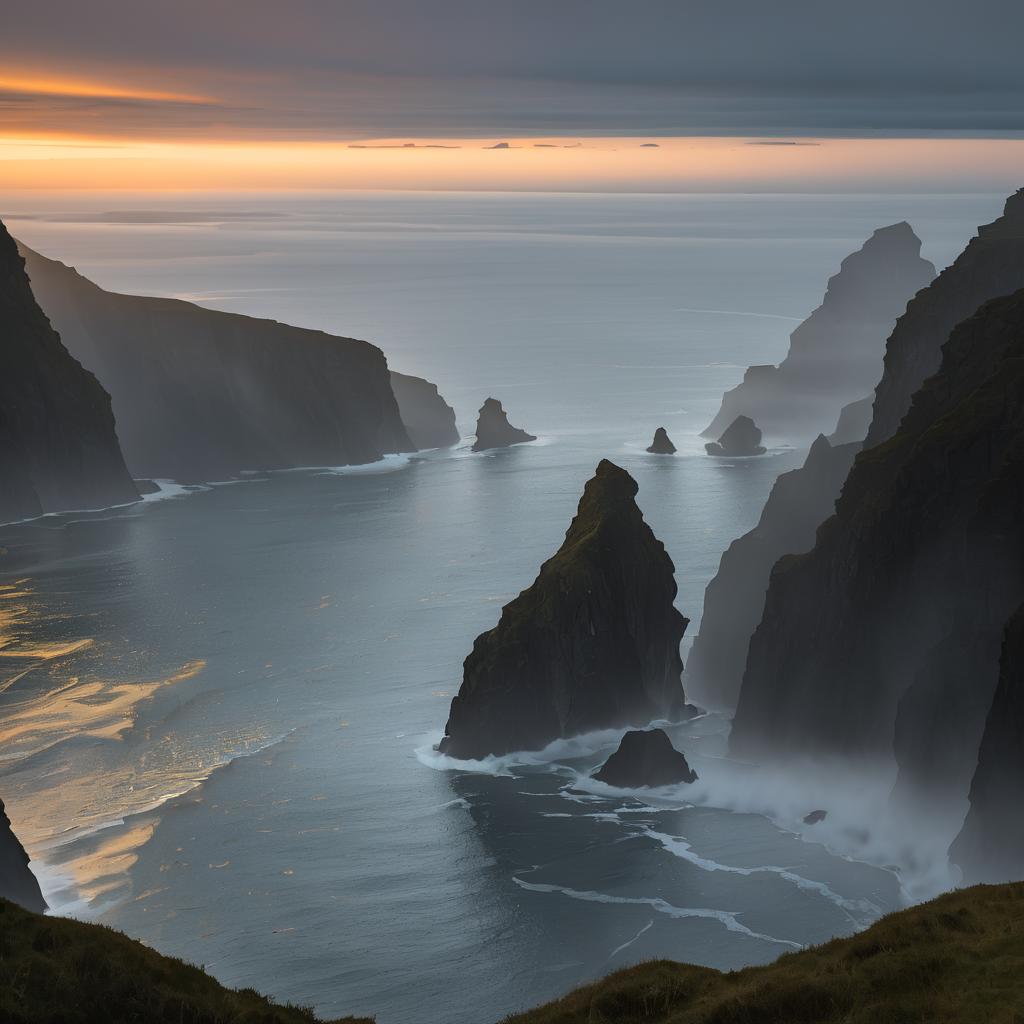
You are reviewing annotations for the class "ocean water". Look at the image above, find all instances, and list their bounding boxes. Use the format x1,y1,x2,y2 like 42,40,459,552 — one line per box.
0,190,1004,1023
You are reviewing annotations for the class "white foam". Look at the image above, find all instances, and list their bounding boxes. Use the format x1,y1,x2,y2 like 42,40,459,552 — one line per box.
608,919,654,959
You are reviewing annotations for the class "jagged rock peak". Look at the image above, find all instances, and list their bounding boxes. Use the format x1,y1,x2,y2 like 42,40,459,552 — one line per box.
646,427,677,454
0,799,46,913
705,415,766,456
592,728,697,788
438,459,690,759
471,396,536,452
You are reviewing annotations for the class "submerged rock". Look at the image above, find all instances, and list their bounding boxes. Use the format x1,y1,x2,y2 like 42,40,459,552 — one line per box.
646,427,677,454
0,799,46,913
704,415,766,456
438,460,690,759
471,397,535,452
592,729,697,787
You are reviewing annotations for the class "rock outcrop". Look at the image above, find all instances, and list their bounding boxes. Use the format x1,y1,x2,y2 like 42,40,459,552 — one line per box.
389,371,459,449
0,221,137,523
646,427,676,454
18,242,419,481
730,285,1024,815
438,460,690,759
687,434,858,709
0,799,45,913
471,397,535,452
703,223,935,443
704,415,766,456
951,606,1024,883
592,728,697,787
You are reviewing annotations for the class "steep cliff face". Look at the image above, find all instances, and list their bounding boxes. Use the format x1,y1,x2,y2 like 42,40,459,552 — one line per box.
388,372,459,449
703,223,934,442
866,189,1024,446
0,800,46,913
951,607,1024,883
0,223,137,522
18,243,415,481
438,460,689,759
471,397,535,452
592,728,697,787
731,288,1024,802
687,435,858,709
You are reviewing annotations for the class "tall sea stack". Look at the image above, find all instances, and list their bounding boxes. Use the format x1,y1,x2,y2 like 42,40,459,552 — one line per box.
0,799,46,913
0,220,137,522
703,223,935,443
471,397,535,452
439,460,689,759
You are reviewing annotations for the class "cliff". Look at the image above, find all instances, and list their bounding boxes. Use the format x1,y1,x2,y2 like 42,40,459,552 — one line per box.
388,372,459,449
0,222,137,522
592,728,697,787
471,397,535,451
687,434,858,709
439,460,689,759
951,606,1024,883
0,800,45,914
731,286,1024,814
703,223,935,443
18,242,417,481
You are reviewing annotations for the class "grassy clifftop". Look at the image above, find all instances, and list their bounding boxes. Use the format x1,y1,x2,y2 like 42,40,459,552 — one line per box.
0,897,372,1024
504,883,1024,1024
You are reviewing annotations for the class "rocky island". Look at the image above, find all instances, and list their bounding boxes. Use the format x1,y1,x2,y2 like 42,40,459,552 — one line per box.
704,415,766,456
592,728,697,787
471,397,536,451
438,460,690,759
646,427,677,454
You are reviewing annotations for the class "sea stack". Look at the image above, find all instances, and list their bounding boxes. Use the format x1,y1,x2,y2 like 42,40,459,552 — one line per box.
0,799,46,913
592,729,697,787
471,397,536,452
704,415,766,456
438,460,690,759
646,427,677,454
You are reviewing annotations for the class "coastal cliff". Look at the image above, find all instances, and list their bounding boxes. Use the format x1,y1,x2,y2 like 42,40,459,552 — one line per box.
18,242,418,481
703,223,934,443
0,221,137,522
439,460,689,759
0,800,45,914
388,372,459,449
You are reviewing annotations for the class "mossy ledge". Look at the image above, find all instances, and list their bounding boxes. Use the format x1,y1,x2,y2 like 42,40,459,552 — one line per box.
0,897,373,1024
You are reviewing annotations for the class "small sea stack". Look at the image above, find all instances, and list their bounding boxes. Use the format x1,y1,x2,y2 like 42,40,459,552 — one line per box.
592,728,698,788
646,427,677,454
472,397,536,452
438,460,691,759
705,415,766,456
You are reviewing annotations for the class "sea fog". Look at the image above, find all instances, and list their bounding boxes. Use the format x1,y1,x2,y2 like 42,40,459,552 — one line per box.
0,190,1003,1024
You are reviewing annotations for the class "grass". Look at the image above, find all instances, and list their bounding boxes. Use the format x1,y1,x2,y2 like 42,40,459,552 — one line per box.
502,883,1024,1024
0,897,372,1024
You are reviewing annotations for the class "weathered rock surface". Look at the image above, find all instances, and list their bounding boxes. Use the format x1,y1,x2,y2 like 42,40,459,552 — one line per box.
389,371,459,449
592,728,697,787
687,434,858,709
0,799,46,913
646,427,677,454
471,397,535,452
703,223,934,443
951,606,1024,882
704,415,766,456
18,242,417,481
438,460,690,759
0,221,137,523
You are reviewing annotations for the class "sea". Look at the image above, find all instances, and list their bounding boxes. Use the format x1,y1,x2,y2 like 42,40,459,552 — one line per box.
0,190,1004,1023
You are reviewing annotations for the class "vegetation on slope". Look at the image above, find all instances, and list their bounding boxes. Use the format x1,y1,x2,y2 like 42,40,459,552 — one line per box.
503,883,1024,1024
0,898,372,1024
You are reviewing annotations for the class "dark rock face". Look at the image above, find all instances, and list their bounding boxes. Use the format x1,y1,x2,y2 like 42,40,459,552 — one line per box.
646,427,677,454
687,434,858,709
439,460,689,759
389,371,459,449
592,728,697,787
951,607,1024,883
704,415,766,456
0,222,137,523
471,397,535,452
703,223,934,443
803,809,828,825
18,242,414,482
730,286,1024,810
0,799,46,913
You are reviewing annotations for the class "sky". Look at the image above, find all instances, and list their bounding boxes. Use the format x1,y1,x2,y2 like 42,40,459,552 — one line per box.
2,0,1023,191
